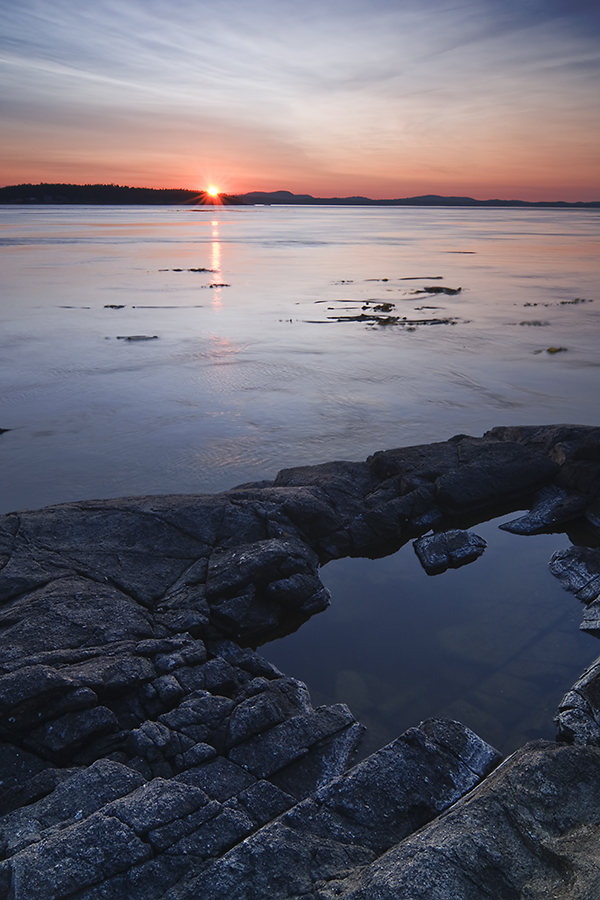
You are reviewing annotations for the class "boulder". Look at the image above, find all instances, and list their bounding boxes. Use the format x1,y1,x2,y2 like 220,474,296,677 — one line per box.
413,529,486,575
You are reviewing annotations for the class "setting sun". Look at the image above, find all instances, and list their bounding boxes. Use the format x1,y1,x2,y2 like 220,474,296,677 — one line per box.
207,185,219,197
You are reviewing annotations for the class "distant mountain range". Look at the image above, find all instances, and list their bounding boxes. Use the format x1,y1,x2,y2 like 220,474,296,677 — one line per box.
242,190,600,208
0,183,598,208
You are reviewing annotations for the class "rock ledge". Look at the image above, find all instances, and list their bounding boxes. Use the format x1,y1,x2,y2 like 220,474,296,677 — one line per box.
2,424,600,898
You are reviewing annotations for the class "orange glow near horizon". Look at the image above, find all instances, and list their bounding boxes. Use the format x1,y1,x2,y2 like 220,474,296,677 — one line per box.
1,157,597,204
2,0,599,206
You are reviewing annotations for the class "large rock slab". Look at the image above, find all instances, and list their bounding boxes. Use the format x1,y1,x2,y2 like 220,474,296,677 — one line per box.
327,741,600,900
160,718,500,900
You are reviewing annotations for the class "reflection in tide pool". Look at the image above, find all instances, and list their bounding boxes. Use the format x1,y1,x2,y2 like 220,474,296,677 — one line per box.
262,516,597,758
1,204,599,754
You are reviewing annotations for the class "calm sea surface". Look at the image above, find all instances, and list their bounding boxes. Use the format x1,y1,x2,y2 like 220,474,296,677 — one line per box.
1,203,599,755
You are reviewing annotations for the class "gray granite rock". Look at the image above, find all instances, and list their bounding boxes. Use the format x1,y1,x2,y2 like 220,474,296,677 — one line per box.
10,811,153,900
164,718,499,900
499,484,589,534
549,546,600,604
556,653,600,744
413,529,487,575
327,741,600,900
0,425,599,899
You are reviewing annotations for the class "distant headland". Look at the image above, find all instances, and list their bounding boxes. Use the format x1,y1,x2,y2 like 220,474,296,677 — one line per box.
0,183,598,208
239,190,600,209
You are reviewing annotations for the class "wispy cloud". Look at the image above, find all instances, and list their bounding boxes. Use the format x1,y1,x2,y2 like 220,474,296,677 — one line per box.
1,0,598,198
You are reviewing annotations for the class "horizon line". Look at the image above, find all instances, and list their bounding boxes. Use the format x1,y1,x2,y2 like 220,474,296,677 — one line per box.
0,182,599,207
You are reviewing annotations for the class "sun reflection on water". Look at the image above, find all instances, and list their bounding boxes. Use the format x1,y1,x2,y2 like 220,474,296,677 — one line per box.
211,220,222,310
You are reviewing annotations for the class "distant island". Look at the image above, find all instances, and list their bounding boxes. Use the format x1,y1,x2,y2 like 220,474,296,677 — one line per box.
0,183,598,208
240,190,600,209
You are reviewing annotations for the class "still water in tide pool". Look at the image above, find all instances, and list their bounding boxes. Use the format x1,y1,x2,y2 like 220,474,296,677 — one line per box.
262,517,598,759
1,203,599,755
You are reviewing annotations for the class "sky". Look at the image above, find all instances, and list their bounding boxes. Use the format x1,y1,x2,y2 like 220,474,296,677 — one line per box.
1,0,599,200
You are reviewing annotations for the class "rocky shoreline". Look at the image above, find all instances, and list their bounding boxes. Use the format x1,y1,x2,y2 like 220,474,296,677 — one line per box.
1,424,600,898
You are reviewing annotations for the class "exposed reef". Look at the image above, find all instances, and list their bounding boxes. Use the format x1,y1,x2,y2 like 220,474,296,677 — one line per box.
1,424,600,898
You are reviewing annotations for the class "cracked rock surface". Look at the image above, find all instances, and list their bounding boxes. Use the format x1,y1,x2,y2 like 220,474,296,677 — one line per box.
1,424,600,898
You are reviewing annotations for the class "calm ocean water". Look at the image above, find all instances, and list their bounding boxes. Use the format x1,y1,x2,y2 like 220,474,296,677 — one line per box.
1,203,599,754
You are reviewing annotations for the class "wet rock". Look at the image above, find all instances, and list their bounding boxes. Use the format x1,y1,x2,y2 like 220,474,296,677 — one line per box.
63,654,156,694
0,577,155,666
210,589,281,639
274,459,374,527
486,423,600,456
558,460,600,498
269,721,366,800
326,312,459,327
228,704,357,779
105,777,210,835
0,664,79,719
420,285,461,294
413,529,486,575
26,706,120,761
0,759,145,857
226,691,288,749
171,718,500,900
9,812,153,899
367,439,460,485
549,546,600,603
176,756,256,802
116,334,158,341
314,719,499,846
557,659,600,745
236,780,295,825
205,537,318,599
266,571,328,611
146,799,222,853
418,717,501,776
0,426,599,898
328,741,600,900
580,598,600,633
205,537,328,638
435,440,559,515
500,484,589,534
